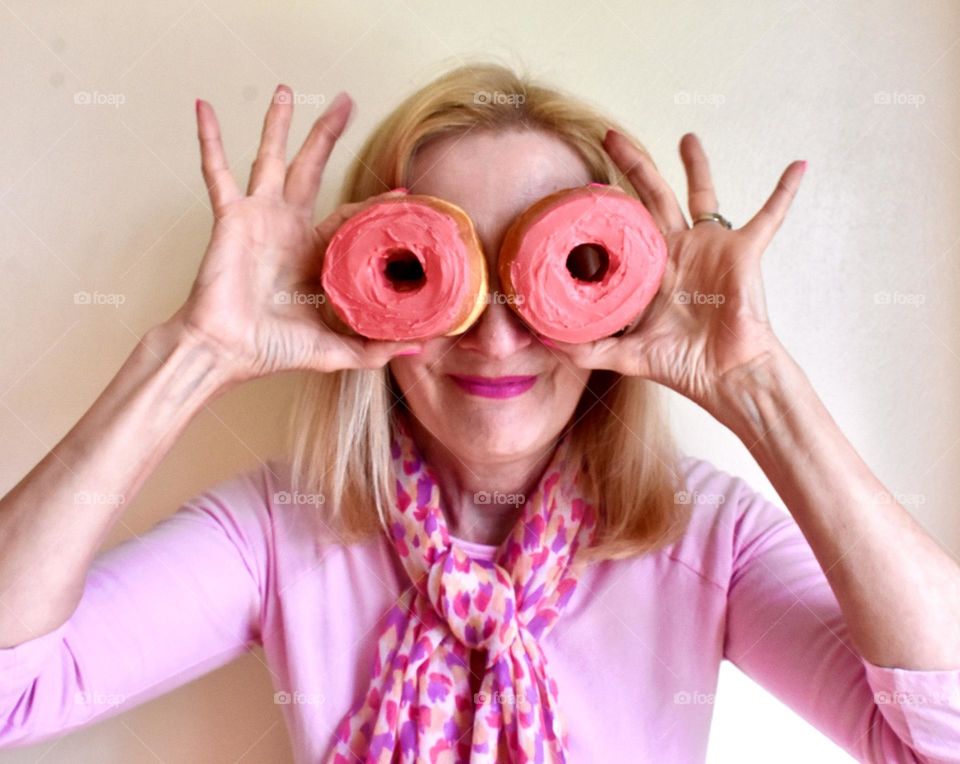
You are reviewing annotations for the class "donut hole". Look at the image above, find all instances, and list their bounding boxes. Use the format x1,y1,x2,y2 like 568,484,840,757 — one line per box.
566,243,609,283
383,249,426,292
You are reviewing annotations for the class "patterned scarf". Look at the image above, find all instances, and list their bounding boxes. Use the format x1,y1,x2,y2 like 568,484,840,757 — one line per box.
328,415,598,763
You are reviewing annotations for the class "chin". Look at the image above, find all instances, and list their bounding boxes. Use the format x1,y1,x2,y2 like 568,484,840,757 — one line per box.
439,405,546,454
466,433,545,463
402,391,546,457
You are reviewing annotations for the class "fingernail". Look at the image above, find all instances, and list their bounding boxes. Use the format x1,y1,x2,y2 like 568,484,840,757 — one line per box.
798,160,808,172
394,346,422,356
195,98,202,114
390,187,410,194
603,128,616,143
540,336,559,348
588,182,609,188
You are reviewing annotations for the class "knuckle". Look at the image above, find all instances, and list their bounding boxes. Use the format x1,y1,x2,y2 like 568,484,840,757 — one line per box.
254,150,284,166
290,157,322,182
308,127,335,153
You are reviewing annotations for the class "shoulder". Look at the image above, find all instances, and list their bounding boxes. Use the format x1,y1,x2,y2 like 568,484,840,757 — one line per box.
650,453,795,590
179,458,280,527
163,456,327,558
191,457,337,544
162,459,283,564
164,457,368,579
235,457,378,559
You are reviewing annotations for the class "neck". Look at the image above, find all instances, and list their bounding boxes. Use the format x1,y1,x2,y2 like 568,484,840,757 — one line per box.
403,415,559,547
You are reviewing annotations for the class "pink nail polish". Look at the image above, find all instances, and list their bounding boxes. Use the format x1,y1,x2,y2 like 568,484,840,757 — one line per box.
541,337,559,348
394,347,422,356
798,160,808,172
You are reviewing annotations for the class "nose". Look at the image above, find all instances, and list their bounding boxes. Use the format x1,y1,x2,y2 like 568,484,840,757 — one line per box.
455,281,535,359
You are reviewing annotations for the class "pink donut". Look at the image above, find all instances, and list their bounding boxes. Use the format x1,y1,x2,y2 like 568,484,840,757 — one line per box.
498,185,668,343
320,195,488,341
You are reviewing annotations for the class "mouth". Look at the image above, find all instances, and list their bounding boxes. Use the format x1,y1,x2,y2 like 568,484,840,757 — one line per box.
447,374,538,399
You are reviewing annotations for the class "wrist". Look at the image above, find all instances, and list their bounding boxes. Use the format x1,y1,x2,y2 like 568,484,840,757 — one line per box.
143,317,243,397
709,342,807,442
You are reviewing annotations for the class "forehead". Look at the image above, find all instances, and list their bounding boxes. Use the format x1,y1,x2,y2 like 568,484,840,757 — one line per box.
406,128,593,245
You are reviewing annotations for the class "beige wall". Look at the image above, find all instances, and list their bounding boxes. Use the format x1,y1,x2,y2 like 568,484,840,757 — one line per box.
2,1,958,762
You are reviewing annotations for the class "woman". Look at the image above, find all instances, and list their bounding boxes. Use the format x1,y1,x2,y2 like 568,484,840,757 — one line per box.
1,64,958,763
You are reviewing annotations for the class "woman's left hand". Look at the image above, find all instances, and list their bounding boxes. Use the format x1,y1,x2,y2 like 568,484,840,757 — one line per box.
543,130,807,416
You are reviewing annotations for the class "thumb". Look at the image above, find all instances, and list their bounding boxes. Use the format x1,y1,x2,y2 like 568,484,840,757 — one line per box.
742,160,807,250
354,340,424,369
539,335,602,367
289,329,422,374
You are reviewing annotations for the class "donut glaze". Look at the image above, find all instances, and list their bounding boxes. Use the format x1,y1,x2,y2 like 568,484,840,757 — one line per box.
498,185,667,343
320,195,488,341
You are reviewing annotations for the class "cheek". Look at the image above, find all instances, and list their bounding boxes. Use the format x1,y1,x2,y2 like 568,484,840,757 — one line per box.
387,341,452,394
549,361,591,393
387,357,427,397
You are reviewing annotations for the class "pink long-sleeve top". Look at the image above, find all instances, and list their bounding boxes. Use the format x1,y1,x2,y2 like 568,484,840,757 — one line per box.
2,454,959,763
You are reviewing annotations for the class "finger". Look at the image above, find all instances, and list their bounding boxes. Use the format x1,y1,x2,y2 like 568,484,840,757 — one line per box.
196,99,241,214
544,333,652,379
306,333,422,372
540,335,609,368
284,91,354,213
741,160,807,249
679,133,720,220
247,84,295,196
603,130,688,233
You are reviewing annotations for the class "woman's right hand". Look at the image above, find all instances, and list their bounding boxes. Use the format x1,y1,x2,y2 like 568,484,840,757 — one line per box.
167,83,422,384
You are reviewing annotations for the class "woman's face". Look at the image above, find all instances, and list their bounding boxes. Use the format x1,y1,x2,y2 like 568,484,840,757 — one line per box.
389,128,594,462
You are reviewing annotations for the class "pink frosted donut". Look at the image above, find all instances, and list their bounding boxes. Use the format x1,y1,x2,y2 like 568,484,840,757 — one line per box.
498,185,668,343
320,195,488,341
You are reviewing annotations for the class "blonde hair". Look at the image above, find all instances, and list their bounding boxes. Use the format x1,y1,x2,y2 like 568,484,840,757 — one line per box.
287,58,691,562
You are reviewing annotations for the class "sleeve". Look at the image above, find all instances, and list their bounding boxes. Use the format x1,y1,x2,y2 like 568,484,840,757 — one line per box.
0,464,273,749
722,480,960,764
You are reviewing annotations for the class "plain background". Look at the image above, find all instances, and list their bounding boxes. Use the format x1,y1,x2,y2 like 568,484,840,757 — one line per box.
2,1,959,761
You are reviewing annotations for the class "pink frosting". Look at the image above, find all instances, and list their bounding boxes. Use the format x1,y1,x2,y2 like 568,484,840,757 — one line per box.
502,188,667,343
320,198,483,340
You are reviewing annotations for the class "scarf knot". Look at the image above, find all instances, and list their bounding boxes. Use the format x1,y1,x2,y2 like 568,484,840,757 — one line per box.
427,547,519,662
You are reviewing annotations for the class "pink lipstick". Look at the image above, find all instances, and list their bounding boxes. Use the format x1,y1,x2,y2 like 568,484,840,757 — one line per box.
448,374,537,399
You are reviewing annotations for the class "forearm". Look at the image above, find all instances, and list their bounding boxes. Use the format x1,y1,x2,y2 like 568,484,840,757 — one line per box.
713,344,960,670
0,319,234,647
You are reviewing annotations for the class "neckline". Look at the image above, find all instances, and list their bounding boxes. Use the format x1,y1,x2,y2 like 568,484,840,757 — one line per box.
447,532,500,559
